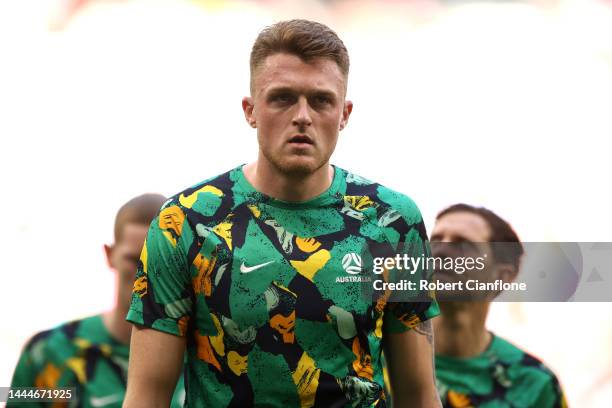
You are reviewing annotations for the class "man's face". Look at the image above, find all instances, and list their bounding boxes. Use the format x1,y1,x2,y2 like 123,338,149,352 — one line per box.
431,211,491,244
243,53,352,176
430,212,496,300
106,223,149,307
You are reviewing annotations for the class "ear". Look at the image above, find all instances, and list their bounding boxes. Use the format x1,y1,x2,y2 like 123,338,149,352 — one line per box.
242,96,256,128
496,263,519,284
103,244,114,269
487,263,518,301
339,100,353,131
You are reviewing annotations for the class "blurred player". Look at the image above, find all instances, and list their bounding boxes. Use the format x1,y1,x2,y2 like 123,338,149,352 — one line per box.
124,19,441,407
430,203,567,407
8,194,184,408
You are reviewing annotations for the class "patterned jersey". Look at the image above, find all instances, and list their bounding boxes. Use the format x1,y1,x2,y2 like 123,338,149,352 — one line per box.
436,334,567,408
9,314,185,408
126,165,439,408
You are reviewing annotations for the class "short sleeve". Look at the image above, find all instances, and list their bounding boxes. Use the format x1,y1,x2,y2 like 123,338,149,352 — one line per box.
10,331,56,388
8,332,77,408
532,371,568,408
126,203,193,337
9,345,36,389
380,195,440,335
8,344,48,408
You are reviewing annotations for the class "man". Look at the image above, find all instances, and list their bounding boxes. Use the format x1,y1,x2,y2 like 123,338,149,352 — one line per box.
9,194,184,408
124,19,441,408
430,204,567,407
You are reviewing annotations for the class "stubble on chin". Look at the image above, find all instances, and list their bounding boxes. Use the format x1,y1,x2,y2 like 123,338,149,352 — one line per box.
263,149,328,178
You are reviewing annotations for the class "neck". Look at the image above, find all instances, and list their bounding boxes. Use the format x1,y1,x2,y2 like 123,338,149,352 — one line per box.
243,159,334,202
434,301,492,358
102,300,132,345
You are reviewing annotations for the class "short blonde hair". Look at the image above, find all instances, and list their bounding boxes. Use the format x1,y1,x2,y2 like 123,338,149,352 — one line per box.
249,19,350,93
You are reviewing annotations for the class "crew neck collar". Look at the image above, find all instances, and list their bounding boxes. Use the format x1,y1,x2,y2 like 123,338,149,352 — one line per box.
436,332,499,364
73,314,129,351
235,164,344,209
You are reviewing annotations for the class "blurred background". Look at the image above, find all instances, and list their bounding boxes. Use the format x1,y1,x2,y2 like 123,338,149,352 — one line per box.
1,0,611,406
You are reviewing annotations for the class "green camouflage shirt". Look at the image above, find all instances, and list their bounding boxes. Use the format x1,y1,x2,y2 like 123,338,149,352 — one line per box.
127,165,439,408
9,314,185,407
436,334,567,408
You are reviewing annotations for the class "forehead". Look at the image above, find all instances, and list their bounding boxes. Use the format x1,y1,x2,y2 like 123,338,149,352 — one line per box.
253,53,345,96
432,211,491,242
117,223,149,247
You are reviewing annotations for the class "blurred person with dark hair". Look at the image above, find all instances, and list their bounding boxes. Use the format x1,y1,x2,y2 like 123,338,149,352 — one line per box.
8,194,185,408
430,204,567,407
124,19,441,408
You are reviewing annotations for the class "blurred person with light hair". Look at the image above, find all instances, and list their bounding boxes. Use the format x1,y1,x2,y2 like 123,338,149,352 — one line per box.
124,19,441,408
8,194,185,408
430,204,567,407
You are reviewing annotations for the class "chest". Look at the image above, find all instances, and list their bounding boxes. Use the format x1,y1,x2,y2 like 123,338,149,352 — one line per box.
189,203,385,335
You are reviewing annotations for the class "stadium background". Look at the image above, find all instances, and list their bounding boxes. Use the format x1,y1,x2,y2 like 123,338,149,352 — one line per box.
1,0,611,406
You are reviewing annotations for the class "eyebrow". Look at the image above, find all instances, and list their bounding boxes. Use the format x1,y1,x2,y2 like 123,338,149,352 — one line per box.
266,86,338,99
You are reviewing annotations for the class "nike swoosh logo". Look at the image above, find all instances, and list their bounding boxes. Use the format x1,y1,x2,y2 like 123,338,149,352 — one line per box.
90,394,123,407
240,260,274,273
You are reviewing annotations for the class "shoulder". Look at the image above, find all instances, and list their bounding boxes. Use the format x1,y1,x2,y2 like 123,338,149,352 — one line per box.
21,328,56,358
12,317,100,388
492,335,552,369
161,167,243,221
21,316,94,365
492,335,564,394
340,167,424,225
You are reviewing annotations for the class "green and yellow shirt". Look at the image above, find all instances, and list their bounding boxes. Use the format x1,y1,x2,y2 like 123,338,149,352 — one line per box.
127,165,439,408
9,314,185,407
436,334,567,408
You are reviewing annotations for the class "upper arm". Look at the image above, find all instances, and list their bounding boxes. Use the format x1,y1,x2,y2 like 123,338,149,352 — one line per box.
123,325,186,408
126,204,193,336
124,203,193,406
383,320,441,408
376,190,441,406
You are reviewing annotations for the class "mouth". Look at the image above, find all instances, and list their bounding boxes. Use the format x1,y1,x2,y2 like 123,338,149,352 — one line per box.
287,135,314,145
434,268,461,279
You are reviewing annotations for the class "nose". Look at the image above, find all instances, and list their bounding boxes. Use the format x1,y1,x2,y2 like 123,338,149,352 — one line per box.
430,239,456,259
292,97,312,128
